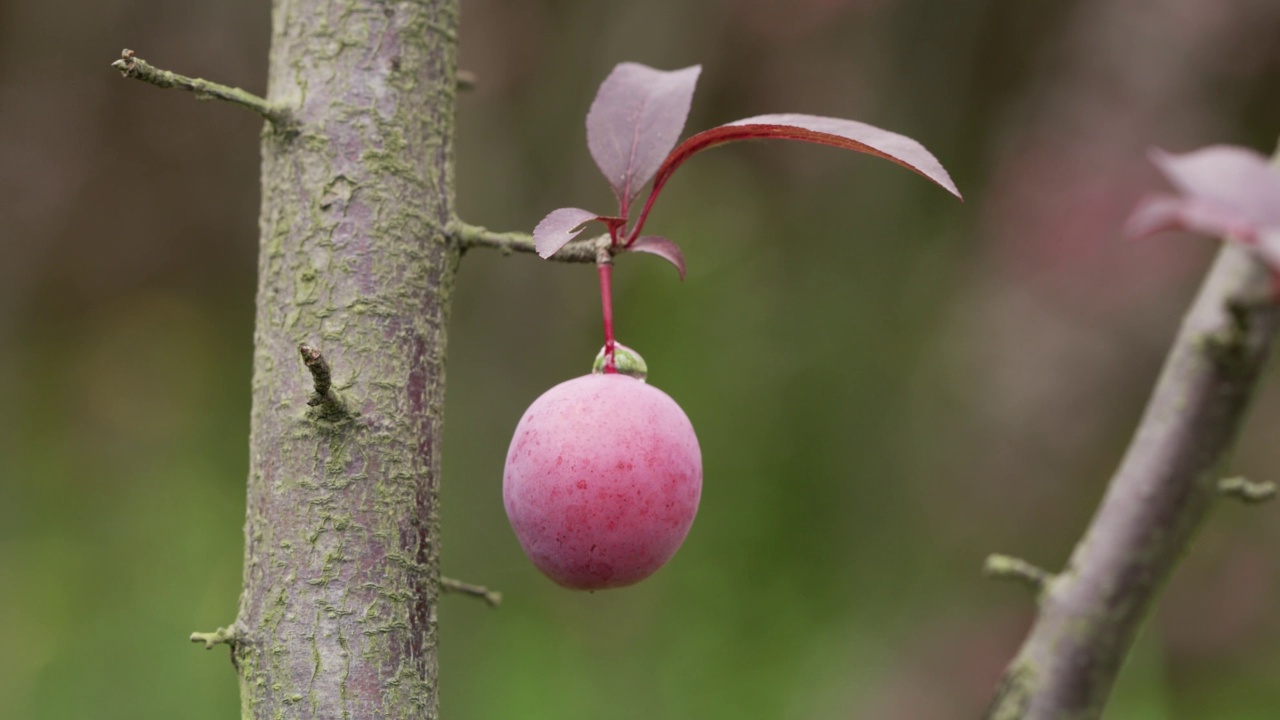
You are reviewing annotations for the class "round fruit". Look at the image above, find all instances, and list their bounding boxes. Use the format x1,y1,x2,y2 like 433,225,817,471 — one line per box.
503,373,702,590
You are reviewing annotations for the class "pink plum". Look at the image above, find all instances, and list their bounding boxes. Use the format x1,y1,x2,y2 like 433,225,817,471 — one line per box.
503,373,702,590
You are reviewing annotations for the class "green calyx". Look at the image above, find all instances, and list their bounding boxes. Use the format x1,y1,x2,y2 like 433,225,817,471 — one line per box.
592,343,648,381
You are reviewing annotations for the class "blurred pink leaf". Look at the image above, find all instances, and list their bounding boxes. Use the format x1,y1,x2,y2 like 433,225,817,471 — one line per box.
533,207,600,258
626,235,686,280
1125,194,1260,242
1150,146,1280,226
629,113,961,240
587,63,701,205
1126,146,1280,271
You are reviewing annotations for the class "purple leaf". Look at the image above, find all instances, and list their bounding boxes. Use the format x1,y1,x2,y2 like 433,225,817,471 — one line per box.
628,113,961,241
587,63,701,206
1124,194,1259,242
626,235,686,280
1148,146,1280,228
533,207,600,258
1124,147,1280,260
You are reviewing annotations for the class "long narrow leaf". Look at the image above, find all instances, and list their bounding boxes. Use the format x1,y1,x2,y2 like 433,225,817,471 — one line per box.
628,113,961,240
586,63,701,206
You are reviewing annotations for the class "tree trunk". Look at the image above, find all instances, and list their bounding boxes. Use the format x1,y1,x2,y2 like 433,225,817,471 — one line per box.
231,1,459,718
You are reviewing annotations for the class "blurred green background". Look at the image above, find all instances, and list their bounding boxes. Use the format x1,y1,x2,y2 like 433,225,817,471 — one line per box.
4,1,1280,718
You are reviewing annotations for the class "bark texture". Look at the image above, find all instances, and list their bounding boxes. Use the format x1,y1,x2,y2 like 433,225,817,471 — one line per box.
985,244,1280,719
231,1,459,718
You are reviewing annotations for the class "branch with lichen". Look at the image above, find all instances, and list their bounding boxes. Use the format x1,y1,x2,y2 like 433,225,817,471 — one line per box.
449,221,603,263
984,239,1280,720
110,49,292,126
440,576,502,607
190,625,237,650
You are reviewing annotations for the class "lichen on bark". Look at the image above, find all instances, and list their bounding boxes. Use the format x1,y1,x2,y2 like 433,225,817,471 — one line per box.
231,1,460,718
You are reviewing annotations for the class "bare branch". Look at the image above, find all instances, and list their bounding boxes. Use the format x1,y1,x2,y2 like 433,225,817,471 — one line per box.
984,240,1280,719
440,576,502,607
449,221,603,263
1217,476,1277,503
110,49,292,126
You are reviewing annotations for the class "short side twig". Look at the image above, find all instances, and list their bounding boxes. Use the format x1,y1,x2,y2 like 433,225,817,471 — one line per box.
449,221,602,263
984,554,1052,595
984,242,1280,720
111,49,292,126
190,625,237,650
1217,476,1277,503
299,344,348,419
456,70,478,92
440,576,502,607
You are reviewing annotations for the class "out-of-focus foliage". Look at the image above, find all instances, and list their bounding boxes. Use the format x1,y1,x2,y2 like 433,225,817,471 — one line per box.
3,1,1280,718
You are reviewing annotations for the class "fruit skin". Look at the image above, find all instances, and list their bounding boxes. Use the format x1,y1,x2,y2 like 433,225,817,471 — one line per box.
503,373,702,590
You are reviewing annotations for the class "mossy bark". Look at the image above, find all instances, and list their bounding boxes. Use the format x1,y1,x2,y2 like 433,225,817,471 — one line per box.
230,1,459,718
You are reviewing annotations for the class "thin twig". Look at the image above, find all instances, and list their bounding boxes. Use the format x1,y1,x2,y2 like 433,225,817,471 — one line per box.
456,70,478,92
983,554,1052,594
190,625,237,649
1217,476,1277,503
984,240,1280,720
449,221,603,263
299,344,348,419
440,576,502,607
111,49,292,126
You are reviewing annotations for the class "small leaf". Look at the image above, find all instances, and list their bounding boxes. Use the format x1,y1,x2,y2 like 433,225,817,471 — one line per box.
533,207,600,258
587,63,702,206
627,235,686,280
628,113,961,240
1124,194,1259,242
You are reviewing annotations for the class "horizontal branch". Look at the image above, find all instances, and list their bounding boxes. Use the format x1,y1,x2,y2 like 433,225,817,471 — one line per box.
111,49,291,126
449,221,603,263
985,241,1280,720
440,576,501,607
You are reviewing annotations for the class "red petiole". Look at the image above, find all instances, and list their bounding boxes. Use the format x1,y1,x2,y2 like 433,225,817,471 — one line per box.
598,262,616,372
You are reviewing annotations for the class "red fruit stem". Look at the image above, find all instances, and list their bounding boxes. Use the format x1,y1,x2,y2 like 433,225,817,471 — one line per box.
598,262,617,372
